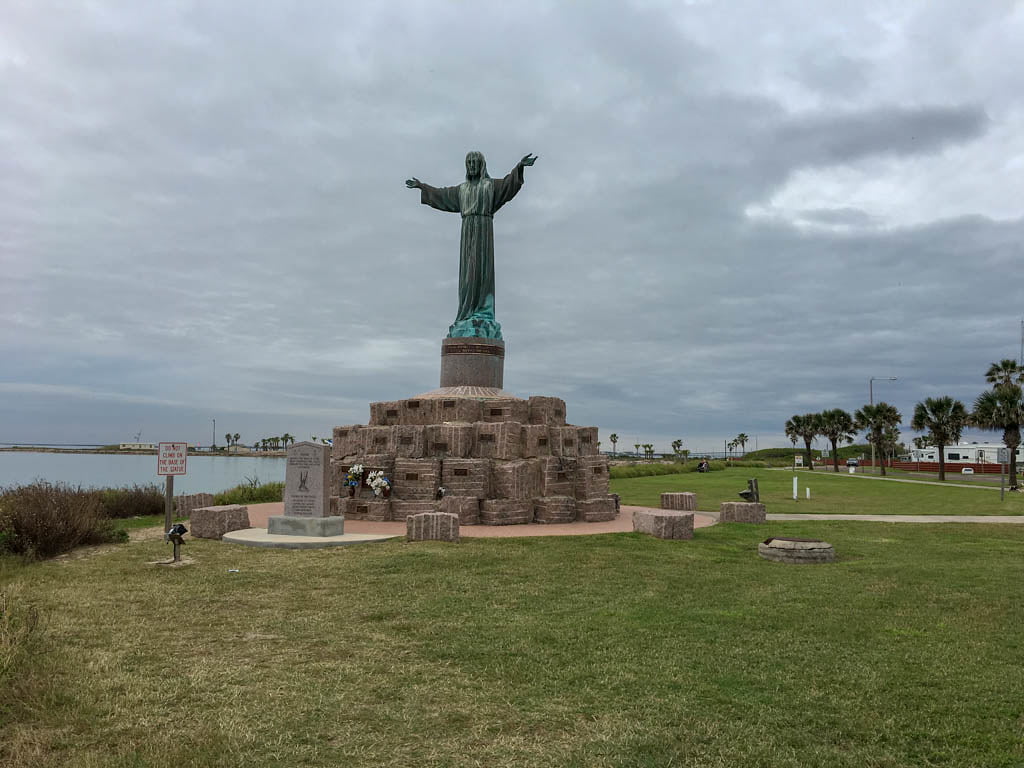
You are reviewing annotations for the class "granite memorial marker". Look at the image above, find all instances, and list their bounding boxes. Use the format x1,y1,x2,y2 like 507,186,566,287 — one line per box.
268,441,344,536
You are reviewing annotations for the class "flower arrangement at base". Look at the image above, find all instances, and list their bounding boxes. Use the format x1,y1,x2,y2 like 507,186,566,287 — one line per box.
367,470,391,498
346,464,364,496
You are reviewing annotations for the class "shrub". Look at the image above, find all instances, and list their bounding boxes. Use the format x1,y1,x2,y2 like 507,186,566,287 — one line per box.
98,484,165,519
213,481,285,506
0,482,123,559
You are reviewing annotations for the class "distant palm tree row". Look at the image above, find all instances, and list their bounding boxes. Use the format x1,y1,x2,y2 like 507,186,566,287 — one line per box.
606,433,689,461
254,434,295,452
784,359,1023,485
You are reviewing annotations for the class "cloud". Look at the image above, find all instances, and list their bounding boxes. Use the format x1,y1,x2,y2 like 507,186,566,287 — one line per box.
1,1,1022,454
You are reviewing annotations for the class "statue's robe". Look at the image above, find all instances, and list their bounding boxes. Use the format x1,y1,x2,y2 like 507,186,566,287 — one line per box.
419,162,525,336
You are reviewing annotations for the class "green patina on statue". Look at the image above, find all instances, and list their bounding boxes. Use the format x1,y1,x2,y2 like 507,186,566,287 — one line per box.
406,151,537,339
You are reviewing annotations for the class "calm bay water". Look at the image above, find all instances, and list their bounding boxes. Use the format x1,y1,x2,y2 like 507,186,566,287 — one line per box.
0,452,287,495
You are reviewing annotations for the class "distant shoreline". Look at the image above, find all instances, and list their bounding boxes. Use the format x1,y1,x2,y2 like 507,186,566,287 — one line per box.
0,447,287,458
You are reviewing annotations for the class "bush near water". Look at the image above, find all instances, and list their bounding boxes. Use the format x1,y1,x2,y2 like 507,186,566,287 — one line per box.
212,481,285,506
0,482,128,560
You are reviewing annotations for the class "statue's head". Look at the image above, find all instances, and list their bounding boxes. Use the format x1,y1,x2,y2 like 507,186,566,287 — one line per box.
465,151,487,181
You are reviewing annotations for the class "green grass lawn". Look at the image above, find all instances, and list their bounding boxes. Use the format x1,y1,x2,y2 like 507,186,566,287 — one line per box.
3,517,1024,767
611,467,1024,516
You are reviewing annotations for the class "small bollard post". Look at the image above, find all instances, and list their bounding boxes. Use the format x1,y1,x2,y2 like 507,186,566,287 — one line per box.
165,523,188,563
792,476,798,501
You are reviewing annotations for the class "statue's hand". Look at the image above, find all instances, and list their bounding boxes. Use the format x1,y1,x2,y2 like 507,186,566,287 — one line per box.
519,154,538,167
405,177,422,189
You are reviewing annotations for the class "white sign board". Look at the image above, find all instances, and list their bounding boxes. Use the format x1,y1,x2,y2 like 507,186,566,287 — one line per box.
794,454,803,466
997,448,1010,464
157,442,188,476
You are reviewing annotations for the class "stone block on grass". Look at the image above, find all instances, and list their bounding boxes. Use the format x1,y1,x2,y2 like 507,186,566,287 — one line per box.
175,493,214,517
407,512,460,542
191,504,250,540
661,492,697,511
633,509,694,540
719,501,767,523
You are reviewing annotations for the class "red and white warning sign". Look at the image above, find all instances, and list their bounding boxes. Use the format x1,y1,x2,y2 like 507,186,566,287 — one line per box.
157,442,188,476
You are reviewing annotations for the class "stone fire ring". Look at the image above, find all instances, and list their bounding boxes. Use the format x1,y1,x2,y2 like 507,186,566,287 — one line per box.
758,537,836,564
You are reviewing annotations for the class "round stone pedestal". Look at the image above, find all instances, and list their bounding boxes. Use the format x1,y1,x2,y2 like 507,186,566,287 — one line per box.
758,537,836,564
440,337,505,389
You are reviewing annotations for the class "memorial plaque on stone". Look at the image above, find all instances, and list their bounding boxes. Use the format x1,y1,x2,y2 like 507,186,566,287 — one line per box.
284,441,330,518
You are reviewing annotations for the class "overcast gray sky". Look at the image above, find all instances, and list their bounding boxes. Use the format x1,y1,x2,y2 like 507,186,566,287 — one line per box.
2,0,1023,453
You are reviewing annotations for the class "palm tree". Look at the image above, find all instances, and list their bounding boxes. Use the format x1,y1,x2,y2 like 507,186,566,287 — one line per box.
233,433,240,450
985,359,1024,388
609,433,619,456
634,443,640,457
818,409,856,472
224,433,232,448
734,433,749,456
911,396,968,481
785,413,820,471
972,384,1023,489
282,433,294,448
671,439,683,458
854,402,902,477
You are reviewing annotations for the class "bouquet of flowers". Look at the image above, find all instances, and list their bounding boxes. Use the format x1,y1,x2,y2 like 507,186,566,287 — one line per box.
346,463,364,487
367,470,391,497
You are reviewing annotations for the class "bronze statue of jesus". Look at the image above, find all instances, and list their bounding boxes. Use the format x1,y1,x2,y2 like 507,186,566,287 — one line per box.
406,151,537,339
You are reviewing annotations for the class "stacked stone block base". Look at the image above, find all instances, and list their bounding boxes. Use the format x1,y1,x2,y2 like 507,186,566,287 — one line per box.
332,394,616,525
440,496,480,525
191,505,250,539
633,509,695,540
719,502,767,523
407,512,460,542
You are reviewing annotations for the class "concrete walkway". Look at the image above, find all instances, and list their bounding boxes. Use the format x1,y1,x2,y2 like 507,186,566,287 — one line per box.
766,513,1024,524
766,467,1011,491
243,502,717,537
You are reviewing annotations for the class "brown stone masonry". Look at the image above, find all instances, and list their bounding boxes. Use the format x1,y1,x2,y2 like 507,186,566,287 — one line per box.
424,423,475,458
533,495,576,524
393,458,441,501
441,458,490,498
575,455,610,500
491,459,542,501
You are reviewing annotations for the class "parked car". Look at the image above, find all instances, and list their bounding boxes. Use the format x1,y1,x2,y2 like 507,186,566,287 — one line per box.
846,458,859,467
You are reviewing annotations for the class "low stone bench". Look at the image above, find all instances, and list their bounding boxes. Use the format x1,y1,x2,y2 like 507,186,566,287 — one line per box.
719,501,766,523
175,493,214,517
191,504,250,539
407,511,460,542
660,492,697,511
633,509,694,540
759,537,835,564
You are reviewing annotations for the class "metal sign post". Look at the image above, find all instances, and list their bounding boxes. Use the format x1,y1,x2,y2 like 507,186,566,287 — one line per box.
157,442,188,532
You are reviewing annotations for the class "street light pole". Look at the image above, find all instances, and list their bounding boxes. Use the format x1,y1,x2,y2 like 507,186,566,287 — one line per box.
212,418,216,449
869,376,898,475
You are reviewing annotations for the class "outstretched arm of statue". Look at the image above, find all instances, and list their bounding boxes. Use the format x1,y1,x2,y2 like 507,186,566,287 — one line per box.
405,177,423,189
518,153,538,168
